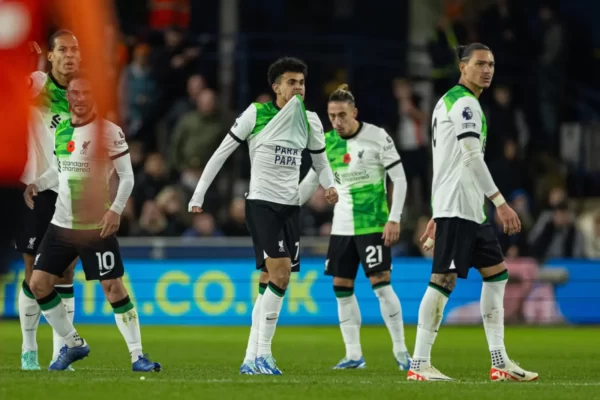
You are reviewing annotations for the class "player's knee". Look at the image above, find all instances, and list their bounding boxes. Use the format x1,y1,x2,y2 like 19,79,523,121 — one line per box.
368,271,391,287
430,273,457,293
332,277,354,288
29,273,53,298
100,278,127,301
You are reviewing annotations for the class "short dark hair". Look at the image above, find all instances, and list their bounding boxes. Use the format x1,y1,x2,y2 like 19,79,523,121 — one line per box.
49,30,76,51
267,57,308,86
67,71,90,87
328,83,355,105
456,43,492,63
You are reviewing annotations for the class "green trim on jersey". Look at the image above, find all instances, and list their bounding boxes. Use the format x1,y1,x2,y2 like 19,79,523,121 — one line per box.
350,181,388,235
325,129,388,235
250,101,278,135
55,120,75,156
441,85,489,222
34,74,70,116
250,95,310,136
325,130,348,174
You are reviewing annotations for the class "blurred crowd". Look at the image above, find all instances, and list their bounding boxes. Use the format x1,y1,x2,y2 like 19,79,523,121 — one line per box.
34,0,597,261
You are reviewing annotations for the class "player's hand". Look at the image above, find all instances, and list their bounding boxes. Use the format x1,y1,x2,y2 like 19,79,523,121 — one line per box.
99,210,121,238
382,221,401,247
24,184,38,210
324,187,338,204
190,206,203,213
496,203,521,236
420,218,436,251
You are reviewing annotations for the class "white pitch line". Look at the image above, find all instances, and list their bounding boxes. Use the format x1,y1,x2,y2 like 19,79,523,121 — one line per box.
2,374,600,387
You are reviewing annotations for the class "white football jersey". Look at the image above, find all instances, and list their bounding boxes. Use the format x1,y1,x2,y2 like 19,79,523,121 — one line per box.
430,84,488,224
21,72,71,191
230,95,326,206
51,116,129,229
324,122,401,235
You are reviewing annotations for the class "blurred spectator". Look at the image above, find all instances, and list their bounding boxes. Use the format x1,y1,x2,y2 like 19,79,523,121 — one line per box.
392,78,430,210
578,211,600,259
492,209,529,259
135,200,170,236
484,85,529,160
169,88,229,175
221,198,248,236
132,153,170,218
510,189,534,231
164,74,206,134
183,213,223,237
149,0,190,31
477,0,526,78
427,16,465,98
489,138,531,197
528,200,584,261
119,43,157,137
117,198,137,237
537,3,566,150
128,140,146,176
300,187,333,236
255,92,273,104
155,186,189,235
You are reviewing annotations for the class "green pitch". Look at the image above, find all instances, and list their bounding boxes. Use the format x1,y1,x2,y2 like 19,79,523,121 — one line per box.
1,322,599,400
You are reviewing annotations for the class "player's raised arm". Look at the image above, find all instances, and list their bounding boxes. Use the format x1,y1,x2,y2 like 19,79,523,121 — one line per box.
381,131,407,223
306,113,337,204
188,104,257,212
298,167,320,205
450,97,520,234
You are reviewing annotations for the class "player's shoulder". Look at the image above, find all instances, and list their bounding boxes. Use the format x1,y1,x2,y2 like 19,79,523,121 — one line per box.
444,86,481,113
359,122,390,143
29,71,47,84
96,118,126,138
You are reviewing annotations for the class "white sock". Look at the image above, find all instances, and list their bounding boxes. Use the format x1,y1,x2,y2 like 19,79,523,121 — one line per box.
244,291,263,362
373,283,407,354
481,272,510,368
336,291,362,360
19,287,40,352
53,286,75,359
113,298,143,363
38,292,83,348
257,283,285,357
412,285,449,370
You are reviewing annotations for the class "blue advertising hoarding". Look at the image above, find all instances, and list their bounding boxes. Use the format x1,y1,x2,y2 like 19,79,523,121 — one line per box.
0,258,598,324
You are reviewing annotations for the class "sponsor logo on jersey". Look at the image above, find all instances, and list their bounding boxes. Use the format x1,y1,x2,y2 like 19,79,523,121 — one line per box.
113,139,126,146
383,144,395,151
462,122,476,129
337,170,369,183
274,145,300,165
462,107,473,120
59,160,91,173
80,140,91,155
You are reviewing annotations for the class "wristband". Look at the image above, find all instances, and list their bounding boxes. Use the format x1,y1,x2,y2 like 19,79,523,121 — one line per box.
492,194,506,207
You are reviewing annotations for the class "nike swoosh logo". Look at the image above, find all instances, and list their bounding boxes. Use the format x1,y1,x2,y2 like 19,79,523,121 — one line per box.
68,311,75,314
292,262,299,267
99,270,111,276
511,371,526,378
266,317,278,321
51,100,60,103
339,319,351,324
25,313,39,317
367,262,381,269
389,312,400,318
